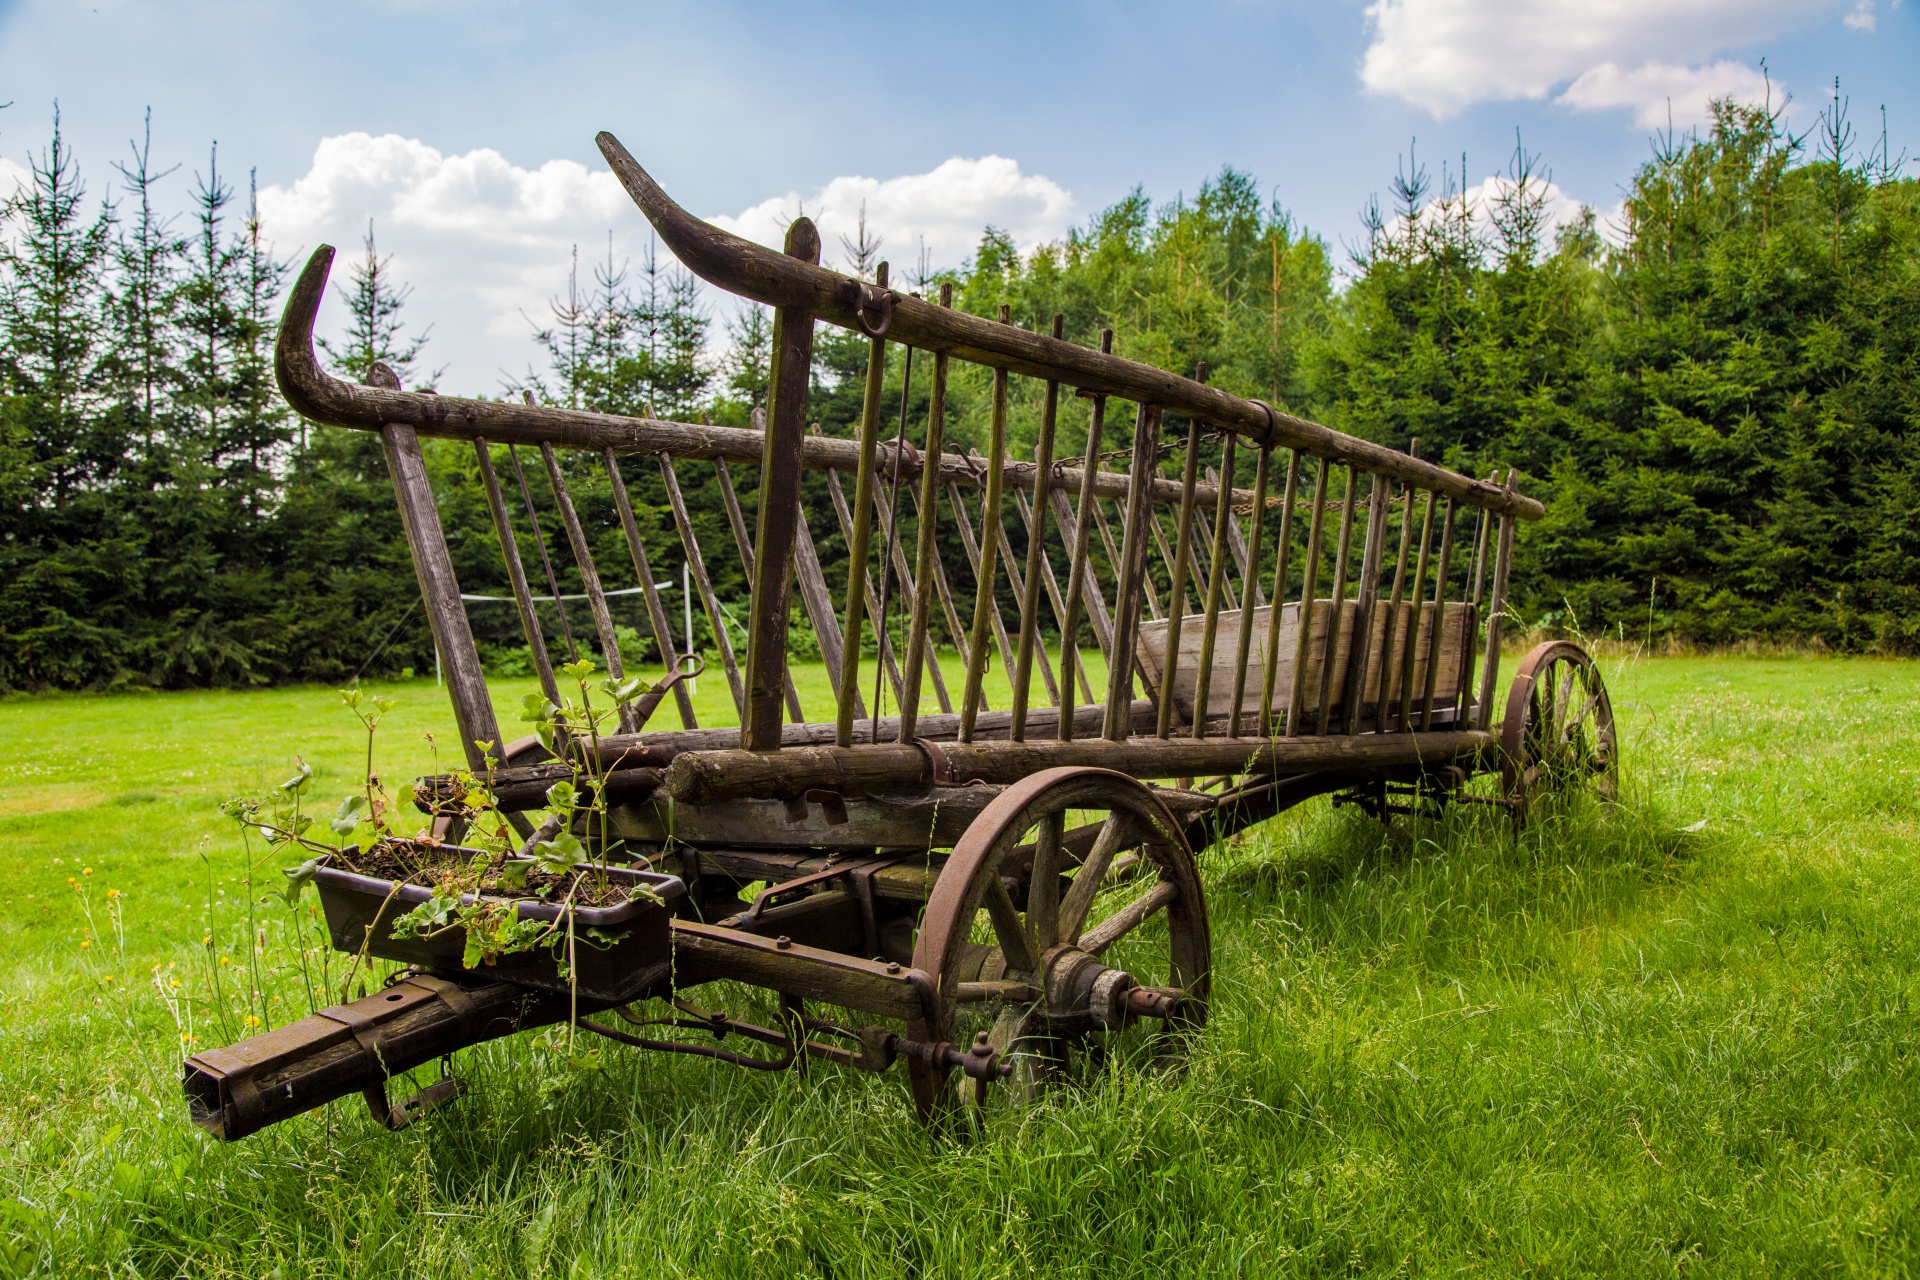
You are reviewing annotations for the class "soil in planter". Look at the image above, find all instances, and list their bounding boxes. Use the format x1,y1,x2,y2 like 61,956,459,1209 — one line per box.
331,840,635,908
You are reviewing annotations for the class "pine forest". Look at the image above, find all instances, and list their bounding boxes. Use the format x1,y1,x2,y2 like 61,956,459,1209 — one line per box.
2,95,1916,693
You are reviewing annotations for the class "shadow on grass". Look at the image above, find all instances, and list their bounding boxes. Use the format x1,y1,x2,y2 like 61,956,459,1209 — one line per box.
1205,774,1718,967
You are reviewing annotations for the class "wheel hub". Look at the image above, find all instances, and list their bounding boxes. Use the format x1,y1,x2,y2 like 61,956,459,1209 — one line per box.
1039,943,1182,1030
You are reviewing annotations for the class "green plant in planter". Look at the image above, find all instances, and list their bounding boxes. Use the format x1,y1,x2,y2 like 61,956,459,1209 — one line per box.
223,663,666,997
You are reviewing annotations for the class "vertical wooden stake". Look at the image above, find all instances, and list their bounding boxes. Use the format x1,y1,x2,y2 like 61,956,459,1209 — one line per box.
742,218,818,752
899,286,953,744
1190,430,1237,740
1283,459,1331,737
1257,450,1302,738
1313,465,1359,734
1106,401,1163,741
959,317,1011,744
474,439,561,708
1476,472,1518,731
836,263,889,748
1056,337,1112,743
1159,378,1205,740
712,459,804,723
1010,313,1065,741
1227,442,1273,738
605,449,697,729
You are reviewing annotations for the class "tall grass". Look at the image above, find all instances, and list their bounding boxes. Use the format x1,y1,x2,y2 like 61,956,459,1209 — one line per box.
0,655,1915,1276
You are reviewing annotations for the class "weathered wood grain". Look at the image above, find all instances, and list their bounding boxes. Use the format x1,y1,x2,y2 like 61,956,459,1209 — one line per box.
1136,600,1471,725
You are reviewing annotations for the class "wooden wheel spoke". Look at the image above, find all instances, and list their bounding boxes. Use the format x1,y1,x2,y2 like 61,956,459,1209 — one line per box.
983,874,1040,976
1560,686,1604,744
1059,812,1134,945
1027,811,1065,951
910,769,1211,1124
1080,879,1178,958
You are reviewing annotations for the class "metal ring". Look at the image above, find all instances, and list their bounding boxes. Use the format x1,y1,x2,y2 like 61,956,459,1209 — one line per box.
672,651,707,679
884,436,921,473
853,284,895,338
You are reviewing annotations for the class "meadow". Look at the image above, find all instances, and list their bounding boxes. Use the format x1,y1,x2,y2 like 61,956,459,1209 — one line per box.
1,653,1916,1277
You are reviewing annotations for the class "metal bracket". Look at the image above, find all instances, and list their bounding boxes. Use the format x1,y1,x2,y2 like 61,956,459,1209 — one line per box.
910,737,957,787
780,788,850,826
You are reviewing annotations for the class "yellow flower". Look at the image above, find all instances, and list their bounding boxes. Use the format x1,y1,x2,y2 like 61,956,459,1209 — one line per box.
218,957,231,966
82,868,92,876
106,889,119,899
80,940,91,950
244,1015,261,1028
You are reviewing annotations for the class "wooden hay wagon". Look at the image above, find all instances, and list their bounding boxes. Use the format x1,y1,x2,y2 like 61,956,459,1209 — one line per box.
183,134,1617,1139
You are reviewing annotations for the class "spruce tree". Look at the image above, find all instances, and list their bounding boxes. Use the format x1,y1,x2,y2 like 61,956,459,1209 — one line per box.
724,304,772,411
103,109,185,456
177,143,244,449
0,107,114,499
317,220,431,387
528,243,591,409
224,170,290,515
0,108,118,688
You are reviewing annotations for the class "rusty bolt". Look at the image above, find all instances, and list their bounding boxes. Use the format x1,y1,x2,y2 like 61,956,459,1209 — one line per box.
886,962,901,975
775,936,791,950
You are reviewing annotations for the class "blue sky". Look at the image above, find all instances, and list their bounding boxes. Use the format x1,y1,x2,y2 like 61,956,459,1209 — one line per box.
0,0,1911,388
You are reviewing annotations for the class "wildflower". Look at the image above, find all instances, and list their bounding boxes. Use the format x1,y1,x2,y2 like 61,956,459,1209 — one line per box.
106,889,119,899
201,937,211,947
218,957,231,966
80,940,91,950
244,1015,261,1029
82,868,92,876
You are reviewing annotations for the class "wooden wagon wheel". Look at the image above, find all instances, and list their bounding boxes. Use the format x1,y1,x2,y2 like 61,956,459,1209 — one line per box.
906,767,1210,1122
1500,641,1618,821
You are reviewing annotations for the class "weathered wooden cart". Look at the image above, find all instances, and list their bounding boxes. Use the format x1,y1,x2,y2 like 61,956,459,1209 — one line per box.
183,134,1616,1139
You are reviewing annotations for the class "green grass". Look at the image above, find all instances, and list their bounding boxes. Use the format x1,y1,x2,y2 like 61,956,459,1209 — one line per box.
2,654,1917,1276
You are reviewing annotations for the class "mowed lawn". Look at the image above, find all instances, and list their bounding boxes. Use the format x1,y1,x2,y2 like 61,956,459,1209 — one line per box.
0,654,1916,1277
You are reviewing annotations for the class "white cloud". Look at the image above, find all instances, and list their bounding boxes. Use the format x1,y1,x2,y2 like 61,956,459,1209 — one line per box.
259,133,644,391
0,159,38,255
1558,60,1773,128
258,136,1077,393
1358,0,1843,126
1844,0,1877,30
710,156,1077,281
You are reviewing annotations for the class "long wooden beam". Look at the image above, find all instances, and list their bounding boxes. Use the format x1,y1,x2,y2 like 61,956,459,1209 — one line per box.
665,729,1496,804
595,132,1539,521
274,251,1539,521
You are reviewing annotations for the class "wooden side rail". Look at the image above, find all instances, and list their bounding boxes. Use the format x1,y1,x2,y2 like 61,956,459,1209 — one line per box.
276,145,1534,774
